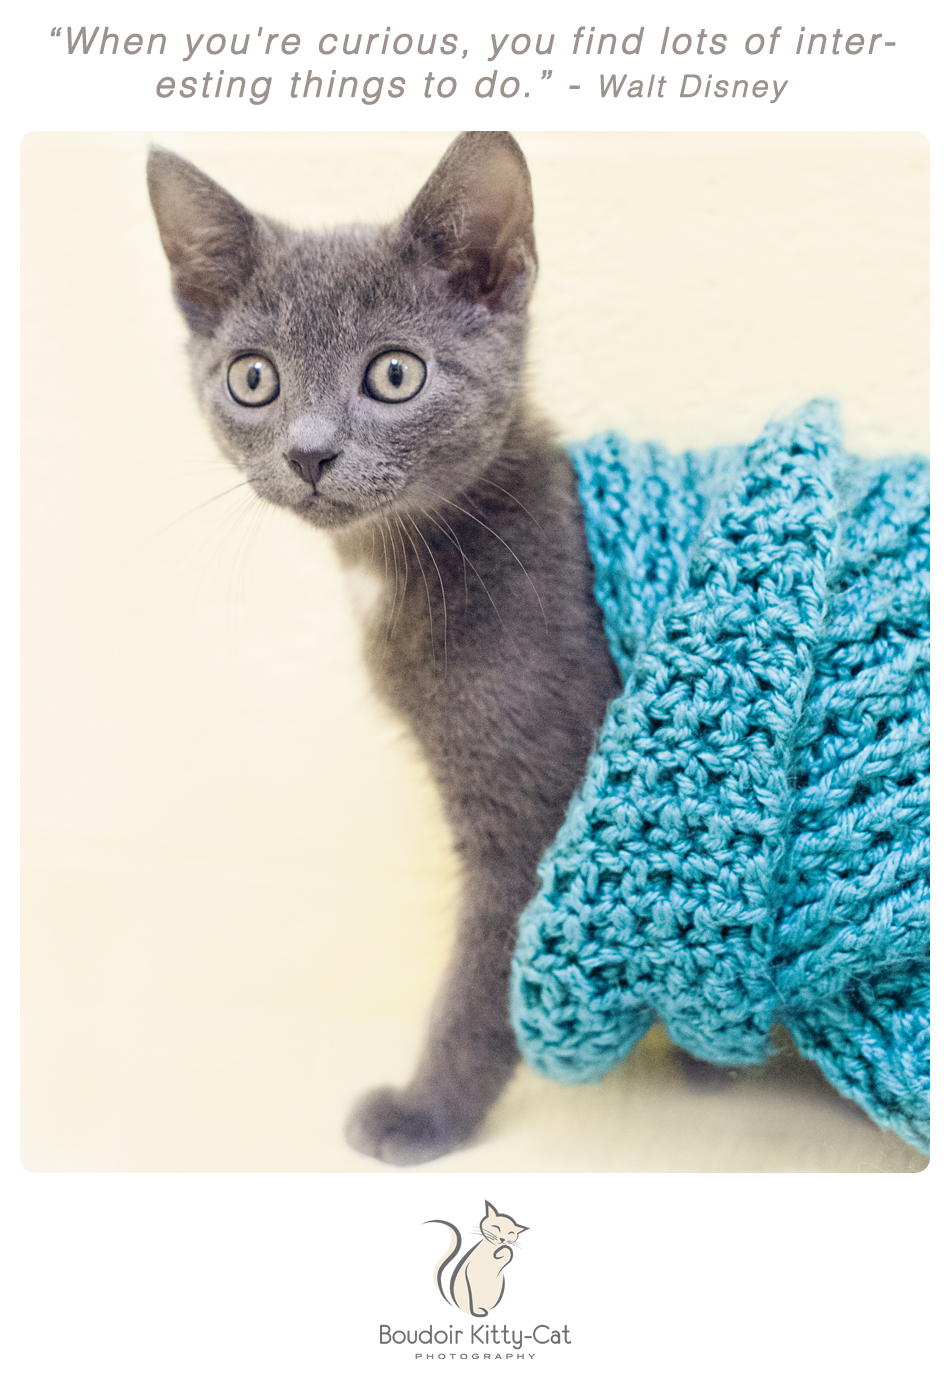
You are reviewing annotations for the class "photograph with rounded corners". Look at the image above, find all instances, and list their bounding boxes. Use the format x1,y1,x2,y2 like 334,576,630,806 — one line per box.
21,130,929,1172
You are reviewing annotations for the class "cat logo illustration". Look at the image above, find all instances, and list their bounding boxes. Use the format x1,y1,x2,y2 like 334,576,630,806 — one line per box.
426,1202,528,1316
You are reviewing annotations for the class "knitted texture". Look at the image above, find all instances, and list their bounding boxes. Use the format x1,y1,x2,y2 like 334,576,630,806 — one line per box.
510,401,930,1153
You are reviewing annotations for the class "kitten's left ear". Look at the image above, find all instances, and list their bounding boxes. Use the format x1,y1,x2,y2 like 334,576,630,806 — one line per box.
403,132,537,311
484,1200,499,1217
147,147,258,335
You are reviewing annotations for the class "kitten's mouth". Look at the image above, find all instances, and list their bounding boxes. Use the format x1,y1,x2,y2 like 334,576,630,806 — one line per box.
302,484,406,519
249,474,352,520
289,487,396,531
249,469,403,530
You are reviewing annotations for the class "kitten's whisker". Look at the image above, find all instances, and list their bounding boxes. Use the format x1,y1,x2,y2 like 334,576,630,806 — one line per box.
226,493,265,649
478,476,548,537
379,515,390,593
128,465,254,507
421,506,468,611
419,503,515,648
126,480,258,579
148,479,255,541
181,489,261,622
390,514,411,629
210,495,263,612
406,512,449,677
392,517,410,641
380,518,399,639
396,514,436,664
231,491,269,625
431,494,548,632
178,490,259,583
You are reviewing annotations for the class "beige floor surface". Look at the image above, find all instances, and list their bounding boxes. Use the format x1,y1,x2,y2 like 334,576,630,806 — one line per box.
21,131,928,1173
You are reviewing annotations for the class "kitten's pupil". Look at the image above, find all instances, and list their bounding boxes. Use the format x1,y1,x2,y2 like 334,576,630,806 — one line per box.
247,363,262,391
388,359,404,388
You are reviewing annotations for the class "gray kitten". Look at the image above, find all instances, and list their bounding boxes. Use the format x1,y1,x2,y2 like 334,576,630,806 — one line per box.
148,132,619,1165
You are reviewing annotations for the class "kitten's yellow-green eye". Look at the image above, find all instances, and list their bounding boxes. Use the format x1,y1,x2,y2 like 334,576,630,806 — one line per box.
227,355,280,407
364,351,426,403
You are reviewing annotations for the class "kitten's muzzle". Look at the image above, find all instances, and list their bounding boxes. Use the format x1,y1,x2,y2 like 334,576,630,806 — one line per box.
287,447,339,492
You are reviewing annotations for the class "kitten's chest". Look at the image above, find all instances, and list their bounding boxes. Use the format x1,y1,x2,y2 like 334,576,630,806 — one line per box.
341,562,387,627
338,541,465,677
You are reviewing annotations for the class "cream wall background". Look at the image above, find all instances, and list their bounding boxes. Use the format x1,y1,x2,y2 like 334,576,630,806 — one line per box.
21,131,928,1172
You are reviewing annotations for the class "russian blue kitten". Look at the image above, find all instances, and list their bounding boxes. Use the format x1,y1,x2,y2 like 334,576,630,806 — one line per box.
148,132,619,1165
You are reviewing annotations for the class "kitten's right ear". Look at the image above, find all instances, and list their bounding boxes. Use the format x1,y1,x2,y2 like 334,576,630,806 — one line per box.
403,132,536,312
147,148,257,335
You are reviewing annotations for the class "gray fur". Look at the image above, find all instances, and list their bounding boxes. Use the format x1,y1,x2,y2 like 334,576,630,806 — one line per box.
148,134,619,1165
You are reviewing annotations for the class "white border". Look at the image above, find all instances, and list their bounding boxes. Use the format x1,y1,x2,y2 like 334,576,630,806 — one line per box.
8,2,943,1374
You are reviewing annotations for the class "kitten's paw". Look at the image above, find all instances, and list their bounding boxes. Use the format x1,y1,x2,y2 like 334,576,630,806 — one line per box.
344,1087,472,1167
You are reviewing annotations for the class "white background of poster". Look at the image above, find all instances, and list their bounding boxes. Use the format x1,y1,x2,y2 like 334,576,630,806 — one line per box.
7,2,944,1374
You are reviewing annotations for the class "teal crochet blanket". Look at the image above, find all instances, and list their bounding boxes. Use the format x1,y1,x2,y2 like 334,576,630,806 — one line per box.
510,401,930,1153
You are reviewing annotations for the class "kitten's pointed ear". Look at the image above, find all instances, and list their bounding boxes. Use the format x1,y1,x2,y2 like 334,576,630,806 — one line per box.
147,147,257,334
404,132,536,311
484,1200,498,1217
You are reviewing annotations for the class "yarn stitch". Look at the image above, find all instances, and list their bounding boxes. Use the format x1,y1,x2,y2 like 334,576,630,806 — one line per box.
510,400,930,1153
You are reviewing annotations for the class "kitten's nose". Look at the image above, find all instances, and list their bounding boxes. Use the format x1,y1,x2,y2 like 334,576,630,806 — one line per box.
287,447,339,491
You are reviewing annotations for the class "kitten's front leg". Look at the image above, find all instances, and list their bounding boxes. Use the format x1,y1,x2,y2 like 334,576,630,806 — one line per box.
342,466,618,1166
344,855,525,1166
